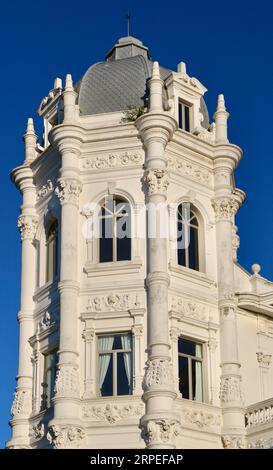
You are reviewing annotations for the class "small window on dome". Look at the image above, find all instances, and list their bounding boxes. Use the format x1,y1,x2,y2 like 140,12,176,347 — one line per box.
178,100,191,132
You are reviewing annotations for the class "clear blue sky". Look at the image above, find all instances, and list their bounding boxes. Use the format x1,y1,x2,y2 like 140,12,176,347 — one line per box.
1,0,273,447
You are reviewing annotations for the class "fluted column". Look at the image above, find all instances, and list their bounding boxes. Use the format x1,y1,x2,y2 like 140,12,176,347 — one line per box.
136,62,180,449
47,75,85,449
212,139,245,447
8,134,38,447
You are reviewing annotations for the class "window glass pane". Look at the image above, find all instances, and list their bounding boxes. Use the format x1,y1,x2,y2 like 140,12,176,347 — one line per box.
192,360,203,401
178,102,183,129
99,216,113,262
185,105,190,131
178,355,189,398
178,338,197,356
188,226,199,271
117,235,131,261
44,351,58,408
113,335,122,350
178,247,186,267
100,354,113,396
117,351,131,395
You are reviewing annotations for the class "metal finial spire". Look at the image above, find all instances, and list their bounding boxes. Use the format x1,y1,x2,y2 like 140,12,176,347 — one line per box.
126,12,131,36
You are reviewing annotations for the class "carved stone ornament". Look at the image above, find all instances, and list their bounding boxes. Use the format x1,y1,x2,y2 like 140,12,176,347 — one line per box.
219,376,243,404
82,403,144,423
256,352,272,369
232,225,240,261
11,389,32,417
36,311,55,333
181,409,221,429
211,197,239,222
221,435,245,449
37,179,54,199
17,215,38,241
29,421,45,440
143,169,169,196
171,296,207,322
55,178,82,205
54,366,80,396
47,425,86,449
143,358,173,391
83,151,143,169
248,437,273,449
86,293,140,313
142,419,181,446
168,156,211,185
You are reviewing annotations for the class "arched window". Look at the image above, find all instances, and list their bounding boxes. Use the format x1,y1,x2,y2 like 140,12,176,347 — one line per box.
99,195,131,263
46,220,58,282
177,203,199,271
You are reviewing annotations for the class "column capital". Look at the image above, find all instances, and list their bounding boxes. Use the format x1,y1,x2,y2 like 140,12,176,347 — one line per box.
143,169,169,196
141,419,181,448
17,214,38,241
55,178,82,206
211,196,239,222
47,425,86,449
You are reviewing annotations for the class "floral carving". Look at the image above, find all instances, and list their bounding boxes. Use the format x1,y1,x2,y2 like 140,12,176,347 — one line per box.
181,409,220,429
86,293,140,313
143,358,173,391
168,156,211,185
54,366,79,396
142,419,181,446
37,179,53,199
17,215,38,241
55,178,82,205
256,352,272,369
212,197,239,222
248,438,273,449
219,376,243,404
83,152,143,169
171,296,207,321
221,435,245,449
82,403,144,423
232,225,240,261
11,389,32,417
30,422,45,440
143,169,169,195
47,425,85,449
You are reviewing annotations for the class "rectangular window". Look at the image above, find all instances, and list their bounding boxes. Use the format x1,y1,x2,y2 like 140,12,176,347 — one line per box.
178,100,191,132
43,350,58,408
178,337,203,401
98,333,132,397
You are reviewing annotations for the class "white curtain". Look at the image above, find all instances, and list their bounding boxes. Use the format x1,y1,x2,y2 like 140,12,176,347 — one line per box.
194,344,203,401
121,334,132,392
98,336,115,395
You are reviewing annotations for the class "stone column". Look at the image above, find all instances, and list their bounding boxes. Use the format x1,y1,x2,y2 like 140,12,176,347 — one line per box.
212,101,246,447
8,122,38,447
132,324,144,396
47,75,85,449
82,327,95,399
136,62,180,449
170,327,181,396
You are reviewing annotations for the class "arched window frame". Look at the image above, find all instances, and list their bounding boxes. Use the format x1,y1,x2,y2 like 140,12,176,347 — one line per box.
98,194,132,264
175,202,205,273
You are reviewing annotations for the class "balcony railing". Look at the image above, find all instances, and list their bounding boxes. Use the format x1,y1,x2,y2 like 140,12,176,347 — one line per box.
245,398,273,429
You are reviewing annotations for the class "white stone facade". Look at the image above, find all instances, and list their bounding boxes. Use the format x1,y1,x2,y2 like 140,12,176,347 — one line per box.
7,36,273,449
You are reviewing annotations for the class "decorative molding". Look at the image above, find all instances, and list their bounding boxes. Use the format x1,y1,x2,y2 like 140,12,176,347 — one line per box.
143,169,169,195
142,419,181,446
171,296,207,322
256,352,272,369
54,366,80,396
82,151,143,169
248,437,273,449
47,425,86,449
222,435,245,449
82,328,95,342
219,376,243,404
30,422,45,440
143,359,173,391
181,409,220,429
211,197,239,222
37,179,54,199
232,225,240,261
11,389,32,417
132,326,144,338
82,403,144,423
86,293,140,313
55,178,82,205
17,215,38,241
168,155,211,185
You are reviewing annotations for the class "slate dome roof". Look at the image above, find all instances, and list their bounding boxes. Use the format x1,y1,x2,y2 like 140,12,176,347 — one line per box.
77,36,209,128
